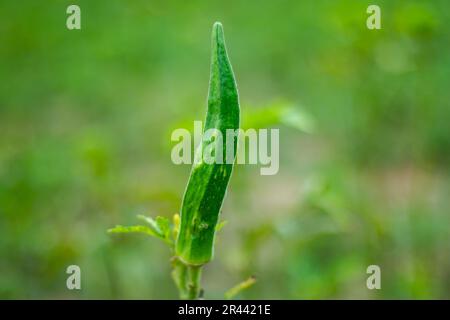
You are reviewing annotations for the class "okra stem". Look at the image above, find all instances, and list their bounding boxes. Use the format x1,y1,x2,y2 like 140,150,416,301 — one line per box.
187,265,202,300
171,257,189,299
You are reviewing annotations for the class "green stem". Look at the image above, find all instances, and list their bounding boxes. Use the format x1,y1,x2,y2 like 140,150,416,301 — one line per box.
171,257,188,299
187,264,202,300
171,257,203,299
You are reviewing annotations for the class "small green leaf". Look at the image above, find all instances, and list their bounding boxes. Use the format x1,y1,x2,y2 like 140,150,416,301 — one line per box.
281,107,315,133
109,217,174,247
156,216,171,241
242,101,315,133
137,215,174,246
137,215,163,237
107,225,160,238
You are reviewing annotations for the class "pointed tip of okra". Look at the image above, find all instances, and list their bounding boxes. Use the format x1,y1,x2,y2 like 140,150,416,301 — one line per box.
212,21,224,41
213,21,223,30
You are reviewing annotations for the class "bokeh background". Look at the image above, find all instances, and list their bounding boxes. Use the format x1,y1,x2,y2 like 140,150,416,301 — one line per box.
1,0,449,299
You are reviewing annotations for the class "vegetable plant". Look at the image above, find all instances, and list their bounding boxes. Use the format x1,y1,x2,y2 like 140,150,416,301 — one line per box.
108,22,253,299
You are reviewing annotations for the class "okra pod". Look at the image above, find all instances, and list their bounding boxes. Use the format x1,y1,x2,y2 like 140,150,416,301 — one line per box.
175,22,240,265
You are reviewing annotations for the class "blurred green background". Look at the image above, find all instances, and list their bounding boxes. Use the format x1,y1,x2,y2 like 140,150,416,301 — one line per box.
0,0,449,299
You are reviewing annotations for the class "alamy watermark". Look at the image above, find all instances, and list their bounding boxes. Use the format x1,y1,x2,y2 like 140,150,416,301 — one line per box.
366,265,381,290
366,5,381,30
66,265,81,290
171,121,279,175
66,5,81,30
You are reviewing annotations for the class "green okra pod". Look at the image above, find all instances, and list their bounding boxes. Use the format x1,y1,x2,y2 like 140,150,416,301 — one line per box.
175,22,240,265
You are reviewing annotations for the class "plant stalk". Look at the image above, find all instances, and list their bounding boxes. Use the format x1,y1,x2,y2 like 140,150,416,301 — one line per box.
171,257,188,299
187,264,202,300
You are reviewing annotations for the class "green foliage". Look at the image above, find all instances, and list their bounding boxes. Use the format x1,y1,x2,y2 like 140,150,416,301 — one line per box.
242,102,315,133
108,215,174,247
